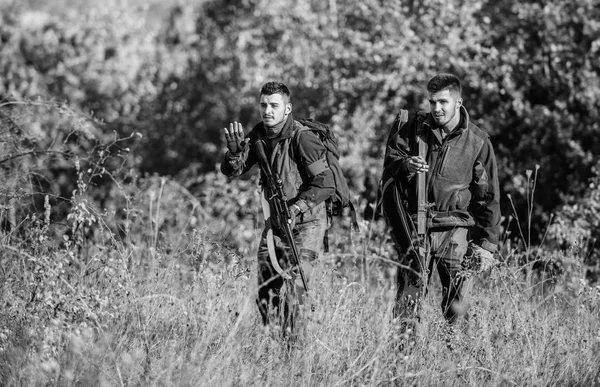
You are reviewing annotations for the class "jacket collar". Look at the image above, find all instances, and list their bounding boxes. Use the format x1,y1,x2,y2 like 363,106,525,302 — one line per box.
252,113,295,142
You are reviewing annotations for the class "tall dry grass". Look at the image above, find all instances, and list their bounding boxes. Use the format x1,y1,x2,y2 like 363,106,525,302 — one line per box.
2,181,599,386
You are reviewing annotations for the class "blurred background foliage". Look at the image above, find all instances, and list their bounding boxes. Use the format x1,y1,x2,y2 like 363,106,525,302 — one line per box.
1,0,599,261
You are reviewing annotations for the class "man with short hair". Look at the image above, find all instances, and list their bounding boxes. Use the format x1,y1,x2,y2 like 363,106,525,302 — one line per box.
221,82,334,337
382,73,501,336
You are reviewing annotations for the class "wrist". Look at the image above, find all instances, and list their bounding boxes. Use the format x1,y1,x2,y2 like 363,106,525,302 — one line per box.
294,200,310,213
291,204,302,215
227,150,246,163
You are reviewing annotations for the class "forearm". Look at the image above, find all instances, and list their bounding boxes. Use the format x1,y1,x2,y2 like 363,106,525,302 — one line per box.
384,150,413,183
471,140,501,250
473,205,501,250
295,169,335,211
293,131,336,211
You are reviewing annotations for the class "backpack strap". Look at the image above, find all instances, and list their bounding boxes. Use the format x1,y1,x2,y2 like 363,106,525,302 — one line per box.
291,121,310,143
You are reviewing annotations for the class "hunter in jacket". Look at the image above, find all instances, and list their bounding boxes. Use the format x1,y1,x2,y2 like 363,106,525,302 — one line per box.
221,82,334,338
382,73,501,336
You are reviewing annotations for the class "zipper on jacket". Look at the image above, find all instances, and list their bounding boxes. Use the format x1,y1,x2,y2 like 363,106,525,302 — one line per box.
436,143,449,176
435,130,461,176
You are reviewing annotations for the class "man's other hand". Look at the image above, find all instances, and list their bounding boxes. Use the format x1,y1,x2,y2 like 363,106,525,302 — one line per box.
408,156,429,174
472,244,498,272
289,204,302,230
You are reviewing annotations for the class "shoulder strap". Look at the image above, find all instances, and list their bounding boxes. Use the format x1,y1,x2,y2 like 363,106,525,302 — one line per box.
399,109,409,127
292,121,315,144
289,121,312,162
387,109,410,144
291,120,312,149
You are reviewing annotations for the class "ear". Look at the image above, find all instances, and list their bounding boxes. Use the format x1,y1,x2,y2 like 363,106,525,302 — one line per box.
286,103,292,115
456,98,463,109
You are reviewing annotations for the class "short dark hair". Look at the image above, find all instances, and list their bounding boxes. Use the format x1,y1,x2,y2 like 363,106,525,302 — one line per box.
260,82,291,99
427,73,462,96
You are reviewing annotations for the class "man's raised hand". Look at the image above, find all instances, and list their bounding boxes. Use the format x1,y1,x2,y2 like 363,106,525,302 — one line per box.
224,121,246,154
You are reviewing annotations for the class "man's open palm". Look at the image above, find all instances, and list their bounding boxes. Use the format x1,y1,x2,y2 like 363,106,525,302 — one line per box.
224,121,245,154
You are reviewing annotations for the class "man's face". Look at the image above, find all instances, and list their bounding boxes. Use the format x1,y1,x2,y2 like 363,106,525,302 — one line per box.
428,88,462,129
260,93,291,127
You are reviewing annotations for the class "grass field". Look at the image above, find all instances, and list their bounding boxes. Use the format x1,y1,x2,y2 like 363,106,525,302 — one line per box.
1,208,599,387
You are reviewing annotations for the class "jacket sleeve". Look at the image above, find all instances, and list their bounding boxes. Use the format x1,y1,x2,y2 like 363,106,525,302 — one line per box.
470,137,501,251
383,116,416,183
220,135,258,178
293,131,335,212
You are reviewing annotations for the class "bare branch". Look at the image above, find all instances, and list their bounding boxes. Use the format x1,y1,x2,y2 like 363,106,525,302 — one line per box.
0,150,73,165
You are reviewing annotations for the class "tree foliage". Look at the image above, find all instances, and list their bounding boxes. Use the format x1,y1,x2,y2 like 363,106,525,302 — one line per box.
1,0,599,250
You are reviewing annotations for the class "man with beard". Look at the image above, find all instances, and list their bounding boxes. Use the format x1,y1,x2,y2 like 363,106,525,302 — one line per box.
381,73,501,341
221,82,334,339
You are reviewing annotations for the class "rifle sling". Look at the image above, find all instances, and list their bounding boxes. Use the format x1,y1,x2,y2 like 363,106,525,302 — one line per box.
260,188,292,280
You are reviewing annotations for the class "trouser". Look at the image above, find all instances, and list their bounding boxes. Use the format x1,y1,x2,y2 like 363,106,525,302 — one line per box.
256,207,327,335
394,227,472,325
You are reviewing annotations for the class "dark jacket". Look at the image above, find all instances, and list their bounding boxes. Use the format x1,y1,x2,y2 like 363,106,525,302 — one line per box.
221,113,335,223
383,106,501,251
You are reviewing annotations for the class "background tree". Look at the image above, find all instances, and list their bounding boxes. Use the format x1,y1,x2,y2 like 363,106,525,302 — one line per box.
1,0,599,256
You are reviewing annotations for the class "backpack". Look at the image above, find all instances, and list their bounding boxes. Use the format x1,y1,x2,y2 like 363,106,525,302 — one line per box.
293,118,360,249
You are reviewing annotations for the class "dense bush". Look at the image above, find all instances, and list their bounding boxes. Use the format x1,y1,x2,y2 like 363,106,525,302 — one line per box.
548,160,600,281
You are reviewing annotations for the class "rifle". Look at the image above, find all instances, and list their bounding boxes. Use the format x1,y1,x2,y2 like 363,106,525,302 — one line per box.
380,110,428,254
415,135,427,235
254,139,309,292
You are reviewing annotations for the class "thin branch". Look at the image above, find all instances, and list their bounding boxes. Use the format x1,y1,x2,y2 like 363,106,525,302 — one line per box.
0,150,72,165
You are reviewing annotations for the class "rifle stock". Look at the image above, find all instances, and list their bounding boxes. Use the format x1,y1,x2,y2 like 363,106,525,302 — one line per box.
255,140,309,291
